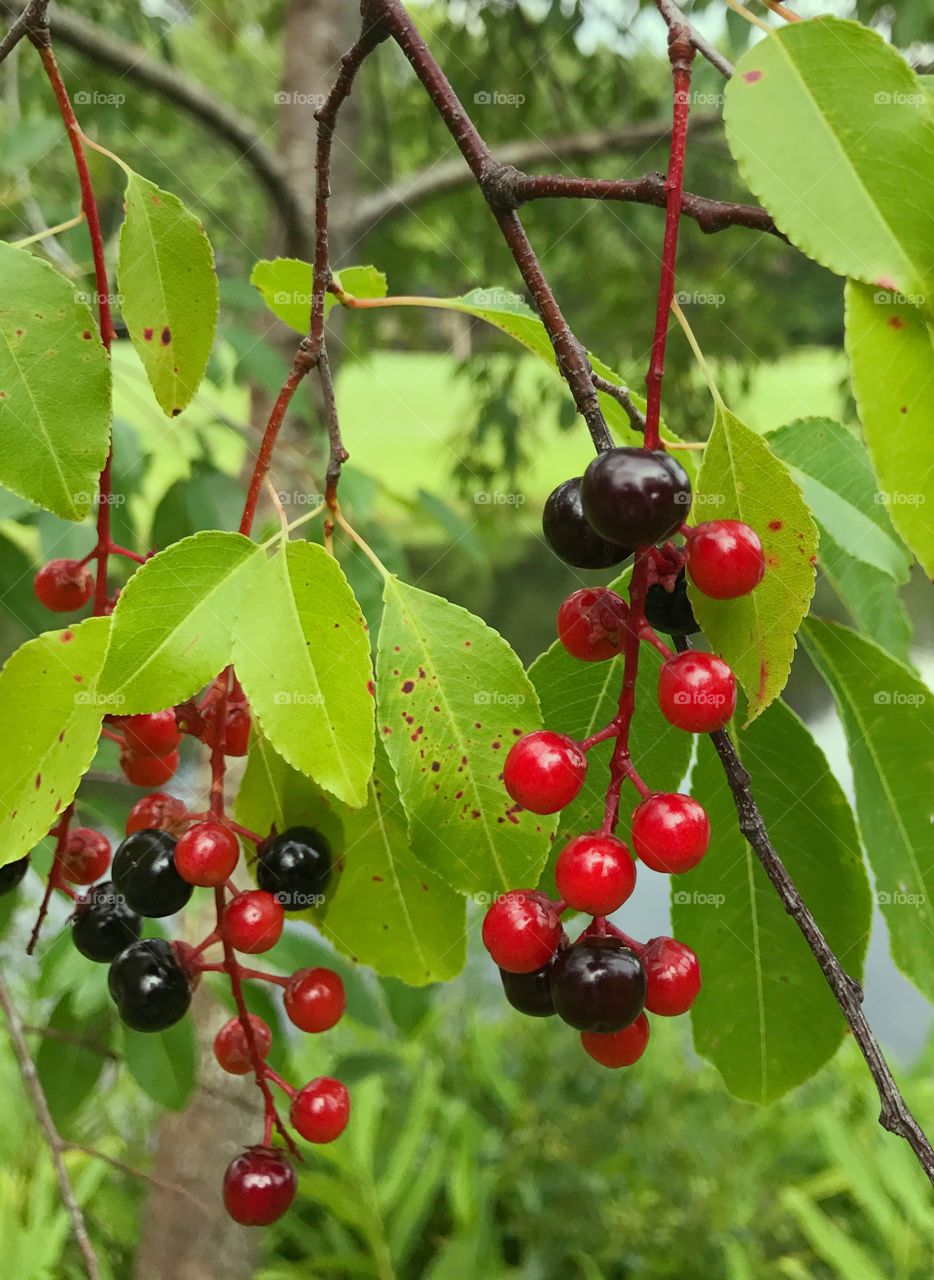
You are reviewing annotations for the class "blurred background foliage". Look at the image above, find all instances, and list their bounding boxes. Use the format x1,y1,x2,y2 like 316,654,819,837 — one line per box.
1,0,934,1275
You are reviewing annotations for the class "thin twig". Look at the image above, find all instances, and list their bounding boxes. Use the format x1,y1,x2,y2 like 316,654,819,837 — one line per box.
62,1142,215,1215
654,0,735,77
0,975,102,1279
592,372,646,432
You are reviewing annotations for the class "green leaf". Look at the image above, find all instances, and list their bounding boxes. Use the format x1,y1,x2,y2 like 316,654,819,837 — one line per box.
675,696,871,1103
725,18,934,301
123,1016,197,1110
768,418,909,581
36,995,112,1130
801,618,934,1002
323,740,467,985
377,577,554,896
816,525,913,662
99,530,263,711
119,171,219,416
0,617,110,870
232,540,375,808
689,404,818,721
528,569,692,890
250,259,388,332
0,241,111,520
845,282,934,577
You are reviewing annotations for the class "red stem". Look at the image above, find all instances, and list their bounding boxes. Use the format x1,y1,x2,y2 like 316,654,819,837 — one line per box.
238,350,314,538
26,805,74,956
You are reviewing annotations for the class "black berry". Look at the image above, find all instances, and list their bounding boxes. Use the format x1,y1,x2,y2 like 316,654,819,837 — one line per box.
580,447,691,547
542,477,631,569
72,881,142,963
0,855,29,897
257,826,331,912
108,937,191,1032
645,570,699,637
549,936,646,1032
111,828,193,918
499,963,557,1017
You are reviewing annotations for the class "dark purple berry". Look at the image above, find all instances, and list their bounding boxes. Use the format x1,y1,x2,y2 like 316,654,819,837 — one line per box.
549,936,646,1032
257,826,331,912
645,570,699,637
0,855,29,897
72,881,142,962
580,447,691,547
108,937,191,1032
111,829,193,918
542,477,631,570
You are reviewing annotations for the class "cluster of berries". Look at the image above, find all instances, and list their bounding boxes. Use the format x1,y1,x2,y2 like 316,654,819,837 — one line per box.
482,445,765,1063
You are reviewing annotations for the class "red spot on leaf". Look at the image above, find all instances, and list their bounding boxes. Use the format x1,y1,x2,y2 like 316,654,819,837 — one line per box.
888,316,906,330
161,327,171,345
430,761,440,772
82,330,93,340
900,406,909,414
61,630,73,642
758,662,769,701
371,875,383,883
34,774,41,789
491,741,501,750
401,680,415,693
143,327,154,341
743,69,763,83
768,520,783,531
366,681,375,697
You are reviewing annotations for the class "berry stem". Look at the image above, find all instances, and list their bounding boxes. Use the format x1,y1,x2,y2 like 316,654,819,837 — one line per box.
26,804,73,956
264,1065,298,1099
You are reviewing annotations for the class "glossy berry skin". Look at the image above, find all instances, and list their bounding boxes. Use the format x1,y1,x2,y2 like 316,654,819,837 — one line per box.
284,967,346,1033
257,826,331,912
550,937,646,1033
542,477,631,570
555,834,637,915
631,793,710,874
686,520,765,600
580,448,691,547
658,651,736,734
290,1077,350,1144
499,962,558,1017
0,856,29,897
482,889,563,974
213,1014,273,1075
223,1146,296,1226
204,705,251,758
111,828,193,918
223,890,284,954
644,570,698,637
120,748,180,788
126,792,188,836
503,731,587,815
60,827,111,885
108,938,191,1032
121,711,182,758
72,881,142,963
557,588,629,663
175,821,239,887
34,558,93,612
581,1012,651,1068
643,936,701,1016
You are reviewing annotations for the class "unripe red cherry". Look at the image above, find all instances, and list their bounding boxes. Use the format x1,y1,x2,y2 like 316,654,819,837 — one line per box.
284,967,346,1033
630,793,710,874
643,936,701,1016
581,1012,650,1067
213,1014,273,1075
175,821,240,887
59,827,111,885
204,705,251,757
223,1146,295,1226
34,558,93,612
122,710,182,758
685,520,765,599
658,651,736,733
482,889,563,974
556,587,629,663
290,1077,350,1143
555,833,636,915
120,748,180,788
126,792,188,836
503,731,587,814
222,890,284,954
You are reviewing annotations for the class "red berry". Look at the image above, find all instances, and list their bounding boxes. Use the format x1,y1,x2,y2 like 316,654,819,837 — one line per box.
120,748,180,788
122,710,182,757
213,1014,272,1075
175,821,240,887
59,827,111,885
686,520,764,599
481,889,563,974
126,792,188,836
554,833,636,915
503,731,587,814
657,651,736,733
204,705,251,757
630,793,710,874
223,1146,295,1226
643,936,701,1016
284,967,346,1033
581,1012,650,1068
222,890,284,954
290,1077,350,1144
34,559,93,612
556,588,629,662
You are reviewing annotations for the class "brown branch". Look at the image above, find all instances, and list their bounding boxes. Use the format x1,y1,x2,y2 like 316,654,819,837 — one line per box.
655,0,735,77
0,0,45,63
674,639,934,1187
62,1142,215,1215
592,372,646,432
0,975,102,1279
